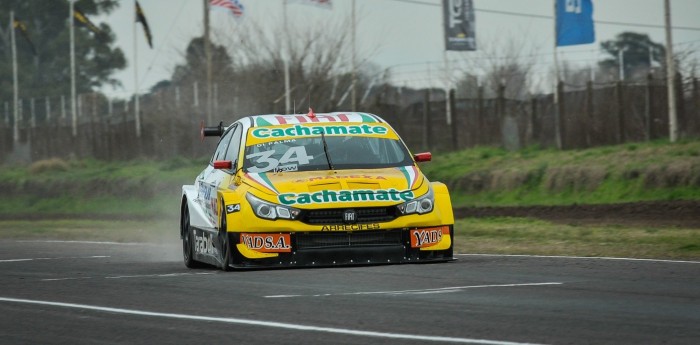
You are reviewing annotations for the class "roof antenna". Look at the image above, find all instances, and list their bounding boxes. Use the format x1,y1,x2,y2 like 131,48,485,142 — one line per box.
308,85,313,112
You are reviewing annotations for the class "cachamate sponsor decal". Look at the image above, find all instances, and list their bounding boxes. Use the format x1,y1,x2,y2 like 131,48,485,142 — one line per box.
240,233,291,253
278,189,414,206
251,124,387,139
410,226,449,248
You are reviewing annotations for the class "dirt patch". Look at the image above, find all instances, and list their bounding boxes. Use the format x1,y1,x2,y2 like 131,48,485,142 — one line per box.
454,200,700,228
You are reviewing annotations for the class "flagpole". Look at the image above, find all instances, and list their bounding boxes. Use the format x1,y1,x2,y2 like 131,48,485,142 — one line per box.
441,1,451,126
664,0,678,142
351,0,357,111
10,11,19,143
134,0,141,138
204,0,212,123
552,0,562,149
69,0,77,137
618,49,625,81
283,0,291,114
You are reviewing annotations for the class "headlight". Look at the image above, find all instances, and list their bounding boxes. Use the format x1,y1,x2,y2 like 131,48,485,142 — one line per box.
246,193,300,220
396,186,434,215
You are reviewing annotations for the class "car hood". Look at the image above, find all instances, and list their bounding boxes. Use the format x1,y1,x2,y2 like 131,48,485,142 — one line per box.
242,166,427,207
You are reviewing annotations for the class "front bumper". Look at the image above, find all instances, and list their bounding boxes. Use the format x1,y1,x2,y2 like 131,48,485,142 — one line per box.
225,226,454,269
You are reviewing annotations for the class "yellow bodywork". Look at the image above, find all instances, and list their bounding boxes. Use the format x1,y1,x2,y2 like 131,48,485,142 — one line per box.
217,173,453,258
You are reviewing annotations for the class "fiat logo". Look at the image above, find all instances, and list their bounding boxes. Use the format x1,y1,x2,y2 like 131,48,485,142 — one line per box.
343,209,357,223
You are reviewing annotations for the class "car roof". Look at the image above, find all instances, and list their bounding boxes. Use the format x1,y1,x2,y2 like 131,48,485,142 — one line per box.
245,112,386,128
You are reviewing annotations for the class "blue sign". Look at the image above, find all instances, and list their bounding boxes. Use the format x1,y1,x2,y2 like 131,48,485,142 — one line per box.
556,0,595,46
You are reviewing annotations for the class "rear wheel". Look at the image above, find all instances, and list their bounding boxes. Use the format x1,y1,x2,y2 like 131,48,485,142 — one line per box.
219,202,232,271
182,205,202,268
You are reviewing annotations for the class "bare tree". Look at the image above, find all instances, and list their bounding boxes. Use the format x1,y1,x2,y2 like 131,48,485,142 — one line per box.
457,32,539,100
211,11,378,114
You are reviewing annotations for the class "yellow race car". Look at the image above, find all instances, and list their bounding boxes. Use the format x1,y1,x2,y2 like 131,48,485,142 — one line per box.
180,111,454,270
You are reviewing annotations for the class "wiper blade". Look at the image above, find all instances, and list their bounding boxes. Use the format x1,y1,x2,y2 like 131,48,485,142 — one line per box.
320,131,334,170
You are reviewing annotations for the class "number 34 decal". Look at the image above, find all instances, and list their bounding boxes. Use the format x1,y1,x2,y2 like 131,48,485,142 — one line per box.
246,147,312,173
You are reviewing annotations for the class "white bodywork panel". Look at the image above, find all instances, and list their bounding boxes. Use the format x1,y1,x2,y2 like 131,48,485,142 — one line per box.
182,185,216,231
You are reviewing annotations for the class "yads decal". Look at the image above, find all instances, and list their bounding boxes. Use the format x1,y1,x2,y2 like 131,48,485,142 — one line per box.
279,189,414,206
410,226,449,248
240,233,291,253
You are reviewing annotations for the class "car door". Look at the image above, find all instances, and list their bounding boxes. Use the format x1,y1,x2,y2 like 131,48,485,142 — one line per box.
198,125,236,225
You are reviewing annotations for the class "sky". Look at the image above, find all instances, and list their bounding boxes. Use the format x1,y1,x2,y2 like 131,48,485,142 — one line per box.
96,0,700,99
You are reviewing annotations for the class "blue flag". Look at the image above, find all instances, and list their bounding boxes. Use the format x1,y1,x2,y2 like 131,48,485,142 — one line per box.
556,0,595,46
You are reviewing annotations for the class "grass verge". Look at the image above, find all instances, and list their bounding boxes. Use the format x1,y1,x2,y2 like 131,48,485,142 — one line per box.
421,140,700,207
454,217,700,260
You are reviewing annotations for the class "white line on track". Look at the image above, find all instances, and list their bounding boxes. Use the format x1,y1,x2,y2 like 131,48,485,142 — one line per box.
264,282,562,298
455,253,700,264
16,240,163,246
0,255,109,263
41,272,214,282
0,296,546,345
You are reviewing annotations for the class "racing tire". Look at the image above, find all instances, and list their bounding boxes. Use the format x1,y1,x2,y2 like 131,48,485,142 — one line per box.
182,205,203,269
219,202,233,271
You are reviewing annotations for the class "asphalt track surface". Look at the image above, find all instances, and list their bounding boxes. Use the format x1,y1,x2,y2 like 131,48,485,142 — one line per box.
1,240,699,345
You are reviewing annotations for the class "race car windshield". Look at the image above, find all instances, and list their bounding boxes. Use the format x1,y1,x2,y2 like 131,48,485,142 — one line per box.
244,136,413,173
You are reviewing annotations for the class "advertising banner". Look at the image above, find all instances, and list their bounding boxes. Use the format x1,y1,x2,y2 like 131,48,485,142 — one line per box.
443,0,476,51
556,0,595,46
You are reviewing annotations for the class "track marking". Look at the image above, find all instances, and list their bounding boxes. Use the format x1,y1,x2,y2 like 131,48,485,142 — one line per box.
264,282,563,298
41,272,214,282
41,277,93,282
0,255,109,263
105,272,215,279
0,296,546,345
455,253,700,264
17,240,162,246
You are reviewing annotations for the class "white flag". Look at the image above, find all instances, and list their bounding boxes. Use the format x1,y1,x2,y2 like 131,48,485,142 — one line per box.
288,0,332,10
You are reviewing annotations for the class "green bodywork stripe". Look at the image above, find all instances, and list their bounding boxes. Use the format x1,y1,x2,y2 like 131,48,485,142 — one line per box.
256,117,273,127
258,172,279,194
397,166,411,190
360,113,376,123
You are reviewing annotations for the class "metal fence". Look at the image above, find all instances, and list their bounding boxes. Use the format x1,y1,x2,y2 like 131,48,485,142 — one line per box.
383,77,699,153
1,77,699,163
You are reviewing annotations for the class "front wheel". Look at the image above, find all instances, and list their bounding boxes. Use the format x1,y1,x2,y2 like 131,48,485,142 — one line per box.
219,202,232,271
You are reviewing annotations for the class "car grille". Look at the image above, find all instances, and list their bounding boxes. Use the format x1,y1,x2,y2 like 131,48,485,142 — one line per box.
295,230,403,250
300,207,397,225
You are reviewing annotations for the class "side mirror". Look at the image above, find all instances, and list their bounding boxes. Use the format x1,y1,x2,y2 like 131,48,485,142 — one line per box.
201,121,224,141
413,152,432,162
212,160,233,170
